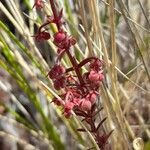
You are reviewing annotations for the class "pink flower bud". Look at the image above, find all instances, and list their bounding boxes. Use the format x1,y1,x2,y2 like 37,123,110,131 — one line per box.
88,70,100,82
80,99,92,111
87,92,97,105
88,70,104,82
54,31,66,44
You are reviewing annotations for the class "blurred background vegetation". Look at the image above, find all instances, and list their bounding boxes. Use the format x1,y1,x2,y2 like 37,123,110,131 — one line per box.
0,0,150,150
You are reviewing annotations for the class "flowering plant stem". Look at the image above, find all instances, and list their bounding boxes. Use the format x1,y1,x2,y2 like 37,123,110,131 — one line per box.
49,0,84,86
33,0,113,149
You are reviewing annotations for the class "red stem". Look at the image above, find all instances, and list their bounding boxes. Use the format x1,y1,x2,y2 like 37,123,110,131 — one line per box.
38,22,51,32
78,57,100,68
66,57,99,73
66,50,85,86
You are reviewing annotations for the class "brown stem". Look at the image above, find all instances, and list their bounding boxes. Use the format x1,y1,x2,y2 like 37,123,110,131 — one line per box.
78,57,101,68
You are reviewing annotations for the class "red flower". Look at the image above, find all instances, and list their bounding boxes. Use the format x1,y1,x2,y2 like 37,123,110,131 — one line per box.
64,102,74,112
80,98,92,111
63,101,75,117
88,70,100,82
33,31,50,42
88,70,104,82
86,92,97,105
54,31,67,44
53,31,76,50
48,64,65,79
32,0,44,9
90,59,102,70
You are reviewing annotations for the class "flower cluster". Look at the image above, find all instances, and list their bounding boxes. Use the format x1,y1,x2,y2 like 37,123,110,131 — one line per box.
48,58,104,117
32,0,113,149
